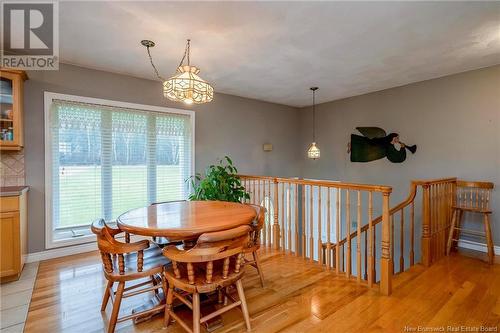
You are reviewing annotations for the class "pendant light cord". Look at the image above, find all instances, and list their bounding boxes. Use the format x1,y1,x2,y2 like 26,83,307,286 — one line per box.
312,89,316,142
145,46,166,81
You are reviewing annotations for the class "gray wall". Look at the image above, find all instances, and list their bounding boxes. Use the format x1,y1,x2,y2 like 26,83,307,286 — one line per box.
24,63,301,253
23,63,500,253
299,65,500,245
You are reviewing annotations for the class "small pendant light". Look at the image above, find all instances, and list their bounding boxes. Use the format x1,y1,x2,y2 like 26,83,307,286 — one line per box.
307,87,320,159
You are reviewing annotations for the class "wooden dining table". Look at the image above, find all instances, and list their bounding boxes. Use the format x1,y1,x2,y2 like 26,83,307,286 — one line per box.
116,200,257,328
117,200,257,242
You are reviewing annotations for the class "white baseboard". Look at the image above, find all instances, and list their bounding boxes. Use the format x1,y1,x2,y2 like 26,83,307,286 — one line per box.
458,239,500,255
26,241,98,263
25,235,149,263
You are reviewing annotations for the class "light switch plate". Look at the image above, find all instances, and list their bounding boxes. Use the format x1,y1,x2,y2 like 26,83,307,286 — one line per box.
263,143,273,152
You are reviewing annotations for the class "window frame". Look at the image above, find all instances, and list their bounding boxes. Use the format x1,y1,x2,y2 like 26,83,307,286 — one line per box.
44,92,195,249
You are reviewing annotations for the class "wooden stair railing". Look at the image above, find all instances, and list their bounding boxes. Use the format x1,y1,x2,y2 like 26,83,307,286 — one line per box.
238,175,459,295
239,175,394,295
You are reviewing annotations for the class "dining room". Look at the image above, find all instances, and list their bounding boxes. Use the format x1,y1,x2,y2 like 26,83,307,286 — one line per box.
1,1,500,333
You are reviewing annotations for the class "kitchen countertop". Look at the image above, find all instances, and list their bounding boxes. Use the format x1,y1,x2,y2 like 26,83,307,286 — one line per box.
1,186,29,197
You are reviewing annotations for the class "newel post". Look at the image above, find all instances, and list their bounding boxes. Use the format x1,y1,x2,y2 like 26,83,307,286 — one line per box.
421,184,431,267
273,178,280,250
380,192,392,296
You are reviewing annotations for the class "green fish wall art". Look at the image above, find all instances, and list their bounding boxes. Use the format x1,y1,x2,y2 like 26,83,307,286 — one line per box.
348,127,417,163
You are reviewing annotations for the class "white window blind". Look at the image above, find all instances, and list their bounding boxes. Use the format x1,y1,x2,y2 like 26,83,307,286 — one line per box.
48,99,193,234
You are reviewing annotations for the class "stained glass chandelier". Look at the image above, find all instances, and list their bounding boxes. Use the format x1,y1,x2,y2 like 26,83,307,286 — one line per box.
141,39,214,104
307,87,320,159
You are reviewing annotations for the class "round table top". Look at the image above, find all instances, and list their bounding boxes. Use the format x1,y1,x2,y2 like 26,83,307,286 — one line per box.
117,200,257,241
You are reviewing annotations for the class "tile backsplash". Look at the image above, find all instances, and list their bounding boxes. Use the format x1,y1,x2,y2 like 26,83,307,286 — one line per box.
1,151,25,186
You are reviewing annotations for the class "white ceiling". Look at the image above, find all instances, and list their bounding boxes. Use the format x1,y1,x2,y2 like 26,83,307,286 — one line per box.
58,1,500,107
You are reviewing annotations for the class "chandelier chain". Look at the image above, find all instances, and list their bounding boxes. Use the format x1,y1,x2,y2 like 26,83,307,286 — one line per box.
146,46,165,81
178,39,191,68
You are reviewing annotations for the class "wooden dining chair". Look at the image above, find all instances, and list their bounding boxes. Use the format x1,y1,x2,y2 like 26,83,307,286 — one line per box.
162,225,252,333
446,180,495,264
91,219,170,333
150,200,186,247
244,204,266,287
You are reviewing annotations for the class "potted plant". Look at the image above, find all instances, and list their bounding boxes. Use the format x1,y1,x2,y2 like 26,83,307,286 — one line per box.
188,156,250,202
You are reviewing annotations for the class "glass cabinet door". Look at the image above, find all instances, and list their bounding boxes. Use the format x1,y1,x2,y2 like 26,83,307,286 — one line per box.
0,70,23,149
0,77,15,143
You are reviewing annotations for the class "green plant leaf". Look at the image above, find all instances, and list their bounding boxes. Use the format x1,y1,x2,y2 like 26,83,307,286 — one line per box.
187,156,250,203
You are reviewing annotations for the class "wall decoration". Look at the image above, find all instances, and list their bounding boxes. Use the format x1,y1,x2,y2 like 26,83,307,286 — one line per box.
348,127,417,163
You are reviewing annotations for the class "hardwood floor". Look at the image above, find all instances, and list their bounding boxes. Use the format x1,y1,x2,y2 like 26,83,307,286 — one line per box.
24,249,499,333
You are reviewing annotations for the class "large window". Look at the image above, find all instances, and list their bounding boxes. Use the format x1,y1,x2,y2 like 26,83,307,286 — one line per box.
44,92,194,248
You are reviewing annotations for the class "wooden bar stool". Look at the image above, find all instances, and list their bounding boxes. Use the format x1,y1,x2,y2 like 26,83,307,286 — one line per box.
446,181,495,264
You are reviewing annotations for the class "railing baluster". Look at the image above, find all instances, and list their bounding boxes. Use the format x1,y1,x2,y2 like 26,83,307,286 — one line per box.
281,182,286,249
357,190,362,282
318,187,322,265
273,179,279,250
295,184,299,256
364,231,368,280
267,179,271,247
288,183,292,253
336,188,341,273
310,185,314,262
342,243,345,272
410,201,415,266
302,184,306,258
391,214,394,274
346,189,351,278
267,181,272,248
326,187,331,270
256,179,260,207
400,208,404,273
434,184,438,260
250,179,254,204
438,184,441,259
373,223,377,282
262,181,267,246
437,184,441,259
368,191,374,287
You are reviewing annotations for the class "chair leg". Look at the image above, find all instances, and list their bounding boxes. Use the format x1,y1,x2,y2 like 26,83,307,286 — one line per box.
108,281,125,333
446,210,458,256
235,279,251,332
484,214,495,265
455,210,464,250
101,280,113,312
164,286,174,327
253,251,265,287
192,292,201,333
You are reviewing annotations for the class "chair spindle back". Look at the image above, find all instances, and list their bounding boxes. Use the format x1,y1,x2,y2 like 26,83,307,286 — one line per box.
247,204,266,249
456,181,494,211
163,225,251,284
91,219,149,275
